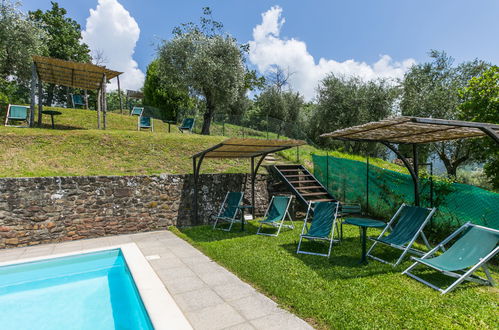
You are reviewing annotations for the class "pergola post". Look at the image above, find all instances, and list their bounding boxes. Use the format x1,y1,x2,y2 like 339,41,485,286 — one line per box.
412,144,420,206
117,76,123,114
84,90,88,109
37,72,43,127
251,157,255,217
29,63,37,127
102,74,107,130
97,87,101,129
192,157,198,225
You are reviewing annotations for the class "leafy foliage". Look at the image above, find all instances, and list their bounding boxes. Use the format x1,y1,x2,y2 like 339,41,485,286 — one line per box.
459,66,499,188
308,74,398,157
157,7,248,134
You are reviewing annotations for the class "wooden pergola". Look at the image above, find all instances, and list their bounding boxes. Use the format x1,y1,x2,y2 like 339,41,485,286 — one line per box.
191,138,306,224
321,116,499,206
30,56,123,129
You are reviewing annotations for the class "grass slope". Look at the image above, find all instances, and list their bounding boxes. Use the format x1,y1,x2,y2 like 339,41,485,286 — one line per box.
172,223,498,329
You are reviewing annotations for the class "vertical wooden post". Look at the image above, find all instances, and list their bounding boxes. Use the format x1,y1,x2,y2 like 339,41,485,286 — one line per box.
29,63,36,127
37,76,43,127
97,87,101,129
366,154,370,214
117,76,123,114
84,89,88,109
251,156,255,217
102,74,107,130
412,144,420,206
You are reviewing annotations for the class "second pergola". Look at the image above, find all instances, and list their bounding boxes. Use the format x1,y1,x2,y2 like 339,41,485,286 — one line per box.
321,116,499,206
191,138,306,224
30,55,122,129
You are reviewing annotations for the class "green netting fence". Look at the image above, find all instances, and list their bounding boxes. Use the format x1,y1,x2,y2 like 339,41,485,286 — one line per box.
312,155,499,230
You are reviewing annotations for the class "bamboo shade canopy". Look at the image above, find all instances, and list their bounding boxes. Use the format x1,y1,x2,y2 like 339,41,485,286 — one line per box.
126,90,144,99
320,117,499,144
33,55,122,90
192,138,306,159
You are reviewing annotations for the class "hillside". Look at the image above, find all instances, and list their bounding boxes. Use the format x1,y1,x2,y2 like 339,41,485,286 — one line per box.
0,106,405,177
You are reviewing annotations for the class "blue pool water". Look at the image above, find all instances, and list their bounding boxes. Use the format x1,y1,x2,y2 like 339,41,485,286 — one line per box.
0,249,153,330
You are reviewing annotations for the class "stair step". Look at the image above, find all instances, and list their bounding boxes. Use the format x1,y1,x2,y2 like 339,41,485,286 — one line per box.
283,174,313,178
278,168,305,172
295,186,323,190
289,180,316,184
309,198,336,202
301,192,329,196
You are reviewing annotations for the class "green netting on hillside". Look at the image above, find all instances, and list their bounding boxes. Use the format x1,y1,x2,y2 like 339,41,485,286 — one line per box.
313,155,499,229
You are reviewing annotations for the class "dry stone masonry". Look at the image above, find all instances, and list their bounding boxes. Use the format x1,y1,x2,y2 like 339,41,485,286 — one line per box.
0,173,272,249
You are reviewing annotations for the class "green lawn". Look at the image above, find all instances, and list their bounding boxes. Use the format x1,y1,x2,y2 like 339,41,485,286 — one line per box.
171,222,498,329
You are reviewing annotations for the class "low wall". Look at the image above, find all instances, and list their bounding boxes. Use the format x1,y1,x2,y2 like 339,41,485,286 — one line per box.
0,173,272,249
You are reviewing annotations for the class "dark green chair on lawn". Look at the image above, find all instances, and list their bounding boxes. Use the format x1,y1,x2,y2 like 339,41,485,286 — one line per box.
367,203,436,266
297,201,339,257
213,192,244,231
71,94,85,108
178,118,195,133
4,104,30,127
256,195,294,237
138,115,153,131
403,222,499,294
130,106,144,116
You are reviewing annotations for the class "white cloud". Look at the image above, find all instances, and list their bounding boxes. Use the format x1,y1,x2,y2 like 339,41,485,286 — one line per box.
82,0,144,91
249,6,416,100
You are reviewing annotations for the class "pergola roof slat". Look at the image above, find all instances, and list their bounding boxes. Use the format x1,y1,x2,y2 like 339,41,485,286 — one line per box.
32,55,122,91
320,116,499,144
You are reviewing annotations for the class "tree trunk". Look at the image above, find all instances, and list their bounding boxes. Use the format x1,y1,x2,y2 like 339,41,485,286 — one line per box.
45,84,55,106
201,94,214,135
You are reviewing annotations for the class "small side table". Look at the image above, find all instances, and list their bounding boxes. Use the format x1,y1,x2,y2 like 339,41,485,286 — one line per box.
343,218,386,264
165,121,176,133
42,110,62,129
237,205,253,231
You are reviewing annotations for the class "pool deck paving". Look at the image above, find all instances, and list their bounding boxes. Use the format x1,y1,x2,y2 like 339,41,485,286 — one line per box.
0,230,313,330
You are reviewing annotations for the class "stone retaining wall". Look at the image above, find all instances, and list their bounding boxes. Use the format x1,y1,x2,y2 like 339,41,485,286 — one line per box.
0,173,273,249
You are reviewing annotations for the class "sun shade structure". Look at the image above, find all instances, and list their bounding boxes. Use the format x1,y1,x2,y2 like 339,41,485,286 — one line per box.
320,116,499,206
191,138,306,224
30,56,123,128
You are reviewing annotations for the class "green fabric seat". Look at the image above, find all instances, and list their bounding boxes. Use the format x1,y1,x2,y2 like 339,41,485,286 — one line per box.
131,107,144,116
5,104,29,127
259,196,291,223
256,195,293,236
179,118,195,133
213,192,244,231
297,201,339,257
140,116,152,128
376,206,431,246
367,204,436,266
403,223,499,294
413,226,499,272
72,94,85,107
305,202,337,238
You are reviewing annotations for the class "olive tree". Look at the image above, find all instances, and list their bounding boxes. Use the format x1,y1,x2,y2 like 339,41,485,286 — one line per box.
157,8,246,134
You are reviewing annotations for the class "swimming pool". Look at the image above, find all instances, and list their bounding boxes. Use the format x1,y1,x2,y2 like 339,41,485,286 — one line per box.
0,248,153,329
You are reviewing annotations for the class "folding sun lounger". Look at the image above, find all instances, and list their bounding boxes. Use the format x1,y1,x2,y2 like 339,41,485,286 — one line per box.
4,104,30,127
130,106,144,116
71,94,85,108
178,118,195,133
403,222,499,294
212,192,244,231
256,195,294,237
366,203,436,266
297,201,339,257
138,115,153,131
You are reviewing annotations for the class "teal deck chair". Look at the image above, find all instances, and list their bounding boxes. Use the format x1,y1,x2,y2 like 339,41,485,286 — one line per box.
178,118,195,133
71,94,85,108
403,222,499,294
297,201,339,257
256,195,294,237
4,104,30,127
130,107,144,116
212,192,244,231
137,115,153,131
367,203,436,266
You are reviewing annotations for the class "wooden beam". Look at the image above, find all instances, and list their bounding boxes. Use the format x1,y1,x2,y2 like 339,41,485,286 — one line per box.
84,89,88,109
30,63,36,127
480,127,499,145
102,74,107,130
97,86,101,129
37,75,43,126
117,76,123,115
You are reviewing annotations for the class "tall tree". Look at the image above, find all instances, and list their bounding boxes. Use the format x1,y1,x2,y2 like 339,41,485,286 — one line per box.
0,0,46,102
29,1,91,106
400,50,489,177
157,7,247,134
459,66,499,189
309,74,398,156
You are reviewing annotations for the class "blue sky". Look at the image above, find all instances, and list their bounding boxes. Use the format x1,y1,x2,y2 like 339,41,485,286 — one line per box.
19,0,499,97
